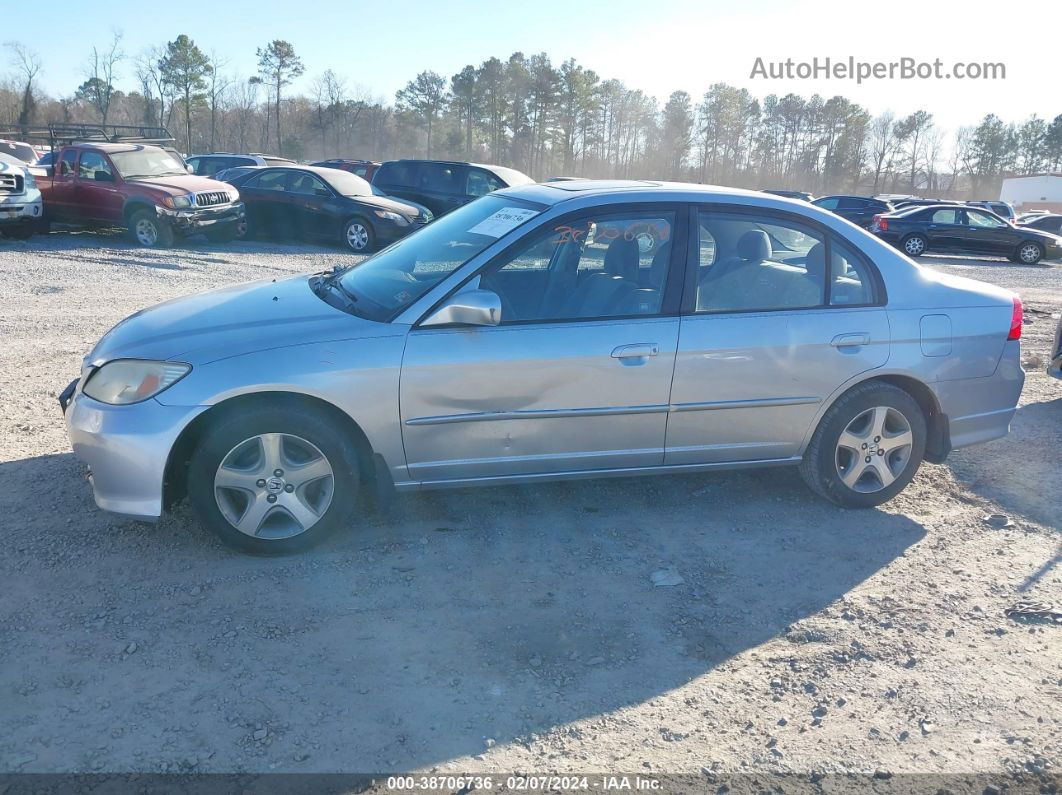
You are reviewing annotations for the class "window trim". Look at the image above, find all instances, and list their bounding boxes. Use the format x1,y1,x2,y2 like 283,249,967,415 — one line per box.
682,202,887,317
412,201,690,329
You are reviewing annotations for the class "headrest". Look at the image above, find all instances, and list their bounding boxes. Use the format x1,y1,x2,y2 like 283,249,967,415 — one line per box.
736,229,772,261
603,237,640,280
804,242,826,279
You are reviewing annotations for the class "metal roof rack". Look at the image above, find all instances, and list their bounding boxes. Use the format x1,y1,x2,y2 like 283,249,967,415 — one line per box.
0,123,175,150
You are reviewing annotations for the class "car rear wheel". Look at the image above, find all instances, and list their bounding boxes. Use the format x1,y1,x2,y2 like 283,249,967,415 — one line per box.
343,217,374,252
902,234,928,257
1016,241,1043,264
799,381,926,508
129,209,175,248
187,401,361,554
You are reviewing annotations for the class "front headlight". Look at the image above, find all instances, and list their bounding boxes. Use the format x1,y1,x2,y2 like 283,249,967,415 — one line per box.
374,209,410,226
23,172,36,189
228,190,240,202
82,360,191,405
165,194,193,209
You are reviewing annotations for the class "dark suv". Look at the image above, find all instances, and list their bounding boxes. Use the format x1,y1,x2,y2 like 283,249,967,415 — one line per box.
372,159,533,217
812,195,894,228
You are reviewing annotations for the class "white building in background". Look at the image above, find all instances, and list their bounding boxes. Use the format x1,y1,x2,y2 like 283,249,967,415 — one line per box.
1000,174,1062,212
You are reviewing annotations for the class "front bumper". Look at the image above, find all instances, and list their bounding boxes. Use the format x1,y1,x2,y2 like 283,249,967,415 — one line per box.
0,198,43,224
159,201,245,232
62,381,206,520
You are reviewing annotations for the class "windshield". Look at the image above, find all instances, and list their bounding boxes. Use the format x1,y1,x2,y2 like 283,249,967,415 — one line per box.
337,194,544,322
110,147,187,179
0,140,37,163
320,169,372,197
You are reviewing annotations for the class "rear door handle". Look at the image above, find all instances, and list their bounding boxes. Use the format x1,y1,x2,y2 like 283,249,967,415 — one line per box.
831,333,870,349
611,343,659,359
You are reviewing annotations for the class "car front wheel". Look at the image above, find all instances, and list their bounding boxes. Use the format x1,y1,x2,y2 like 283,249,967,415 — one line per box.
343,217,374,252
129,209,175,248
799,381,926,508
902,234,928,257
187,401,361,554
1016,241,1043,264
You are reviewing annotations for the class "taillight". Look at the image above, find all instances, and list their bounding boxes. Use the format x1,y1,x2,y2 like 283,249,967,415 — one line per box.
1007,296,1023,341
878,217,888,232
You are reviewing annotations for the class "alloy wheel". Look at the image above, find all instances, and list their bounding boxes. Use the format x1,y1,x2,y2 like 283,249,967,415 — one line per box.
904,237,926,256
135,218,159,246
1019,243,1041,263
346,222,370,251
213,432,335,539
835,406,914,493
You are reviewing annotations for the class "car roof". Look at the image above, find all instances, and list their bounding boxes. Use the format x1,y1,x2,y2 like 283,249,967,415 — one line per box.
72,142,166,154
499,179,826,208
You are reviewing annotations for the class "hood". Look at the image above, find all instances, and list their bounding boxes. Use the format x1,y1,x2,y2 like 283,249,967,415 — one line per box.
356,193,432,220
125,174,235,197
88,275,392,366
1016,225,1062,243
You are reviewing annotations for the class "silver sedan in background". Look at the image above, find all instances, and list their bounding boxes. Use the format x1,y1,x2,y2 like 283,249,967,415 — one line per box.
61,181,1025,553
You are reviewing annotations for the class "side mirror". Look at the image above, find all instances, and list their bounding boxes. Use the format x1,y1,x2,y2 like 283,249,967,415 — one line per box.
94,170,114,182
421,289,501,328
186,164,194,174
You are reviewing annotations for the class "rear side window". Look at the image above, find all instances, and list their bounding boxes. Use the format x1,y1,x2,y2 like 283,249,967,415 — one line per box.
375,161,414,187
60,149,77,176
814,197,839,210
696,210,825,312
838,197,866,210
828,237,878,306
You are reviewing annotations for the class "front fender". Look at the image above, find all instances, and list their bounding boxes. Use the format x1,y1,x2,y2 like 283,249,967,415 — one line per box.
156,335,409,481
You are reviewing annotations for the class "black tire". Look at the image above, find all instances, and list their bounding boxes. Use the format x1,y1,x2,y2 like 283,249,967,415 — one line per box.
1015,241,1043,265
2,223,34,240
342,217,375,252
900,234,928,258
128,209,175,248
205,223,238,243
798,381,927,509
234,214,251,240
187,400,362,554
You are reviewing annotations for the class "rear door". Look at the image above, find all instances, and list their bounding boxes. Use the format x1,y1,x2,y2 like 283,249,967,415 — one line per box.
47,149,80,220
666,206,889,464
416,162,469,216
924,207,965,249
238,169,291,234
837,197,870,227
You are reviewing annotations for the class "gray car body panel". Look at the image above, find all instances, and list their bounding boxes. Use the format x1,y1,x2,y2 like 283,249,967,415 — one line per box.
64,181,1025,519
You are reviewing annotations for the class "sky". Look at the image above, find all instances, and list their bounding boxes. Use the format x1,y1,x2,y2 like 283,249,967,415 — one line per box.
16,0,1061,134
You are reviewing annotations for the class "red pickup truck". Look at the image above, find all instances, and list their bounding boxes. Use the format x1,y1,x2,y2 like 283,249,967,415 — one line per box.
14,124,245,247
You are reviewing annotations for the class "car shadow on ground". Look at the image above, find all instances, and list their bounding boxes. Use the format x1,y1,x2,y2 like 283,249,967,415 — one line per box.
947,396,1061,531
1,452,926,771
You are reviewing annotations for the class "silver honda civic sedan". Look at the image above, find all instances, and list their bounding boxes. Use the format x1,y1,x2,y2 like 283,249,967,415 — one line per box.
60,181,1025,553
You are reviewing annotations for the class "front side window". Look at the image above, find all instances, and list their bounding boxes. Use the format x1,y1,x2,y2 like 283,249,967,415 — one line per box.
78,151,114,181
467,169,503,197
696,210,824,312
479,210,675,323
966,209,1006,228
290,172,330,195
337,195,544,322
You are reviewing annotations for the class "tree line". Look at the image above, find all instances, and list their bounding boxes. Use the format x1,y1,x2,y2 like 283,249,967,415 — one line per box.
2,34,1060,198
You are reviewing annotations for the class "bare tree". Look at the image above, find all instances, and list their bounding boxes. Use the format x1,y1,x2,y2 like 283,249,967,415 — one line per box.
81,30,124,124
206,52,232,151
256,40,304,155
5,41,41,127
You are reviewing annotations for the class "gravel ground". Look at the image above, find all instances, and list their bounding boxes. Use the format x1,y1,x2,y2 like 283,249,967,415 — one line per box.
0,230,1058,782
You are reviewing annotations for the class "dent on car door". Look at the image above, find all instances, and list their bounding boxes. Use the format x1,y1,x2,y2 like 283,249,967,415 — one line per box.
666,209,890,464
399,206,686,482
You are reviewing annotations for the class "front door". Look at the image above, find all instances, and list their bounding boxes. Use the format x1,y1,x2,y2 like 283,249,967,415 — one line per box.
287,171,334,239
666,208,890,464
962,208,1015,255
399,205,684,482
73,152,124,224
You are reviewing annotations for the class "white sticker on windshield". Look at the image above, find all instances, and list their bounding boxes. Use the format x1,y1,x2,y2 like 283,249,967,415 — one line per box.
467,207,539,238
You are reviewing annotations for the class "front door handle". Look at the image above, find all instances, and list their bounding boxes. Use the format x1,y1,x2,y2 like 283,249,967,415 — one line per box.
830,333,870,349
611,343,659,359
